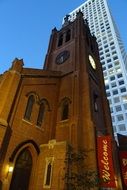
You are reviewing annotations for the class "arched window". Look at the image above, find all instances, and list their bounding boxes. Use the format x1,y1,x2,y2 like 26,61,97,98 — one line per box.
36,103,45,127
65,29,71,42
24,95,35,120
45,163,52,186
58,34,63,47
91,42,94,53
93,93,98,112
60,97,71,121
61,102,69,120
44,157,54,188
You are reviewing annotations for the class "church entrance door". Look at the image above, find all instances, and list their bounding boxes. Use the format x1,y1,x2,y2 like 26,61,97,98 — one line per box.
9,148,32,190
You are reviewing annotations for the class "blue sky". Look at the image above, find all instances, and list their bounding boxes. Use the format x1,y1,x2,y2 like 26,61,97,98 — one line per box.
0,0,127,74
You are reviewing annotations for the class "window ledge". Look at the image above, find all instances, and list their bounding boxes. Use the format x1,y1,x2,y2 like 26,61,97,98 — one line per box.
58,119,69,128
22,119,33,125
59,119,69,123
36,125,44,132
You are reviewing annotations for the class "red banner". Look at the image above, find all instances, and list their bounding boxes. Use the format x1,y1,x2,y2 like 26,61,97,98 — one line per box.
97,136,116,188
119,151,127,187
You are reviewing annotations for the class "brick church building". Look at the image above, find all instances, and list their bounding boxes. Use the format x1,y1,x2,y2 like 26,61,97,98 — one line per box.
0,12,122,189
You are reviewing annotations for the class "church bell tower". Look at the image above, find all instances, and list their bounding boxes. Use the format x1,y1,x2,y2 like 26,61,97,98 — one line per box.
41,11,116,189
44,11,113,142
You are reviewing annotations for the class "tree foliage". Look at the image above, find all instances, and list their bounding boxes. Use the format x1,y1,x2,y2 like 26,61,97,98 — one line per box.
64,145,100,190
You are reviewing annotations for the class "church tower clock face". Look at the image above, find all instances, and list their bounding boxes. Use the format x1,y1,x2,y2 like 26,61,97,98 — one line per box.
89,55,96,70
55,50,70,65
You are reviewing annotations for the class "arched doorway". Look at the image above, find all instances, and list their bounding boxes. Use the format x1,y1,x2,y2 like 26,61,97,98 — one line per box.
9,148,32,190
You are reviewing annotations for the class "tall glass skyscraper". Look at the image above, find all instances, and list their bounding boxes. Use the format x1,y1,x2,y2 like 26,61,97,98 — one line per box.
66,0,127,137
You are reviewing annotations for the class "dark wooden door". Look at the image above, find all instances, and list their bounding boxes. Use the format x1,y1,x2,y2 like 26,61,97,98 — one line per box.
9,149,32,190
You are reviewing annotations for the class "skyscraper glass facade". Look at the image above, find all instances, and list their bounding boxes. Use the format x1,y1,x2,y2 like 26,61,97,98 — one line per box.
67,0,127,137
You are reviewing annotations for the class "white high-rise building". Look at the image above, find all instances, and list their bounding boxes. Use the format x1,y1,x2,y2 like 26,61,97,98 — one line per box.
67,0,127,137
